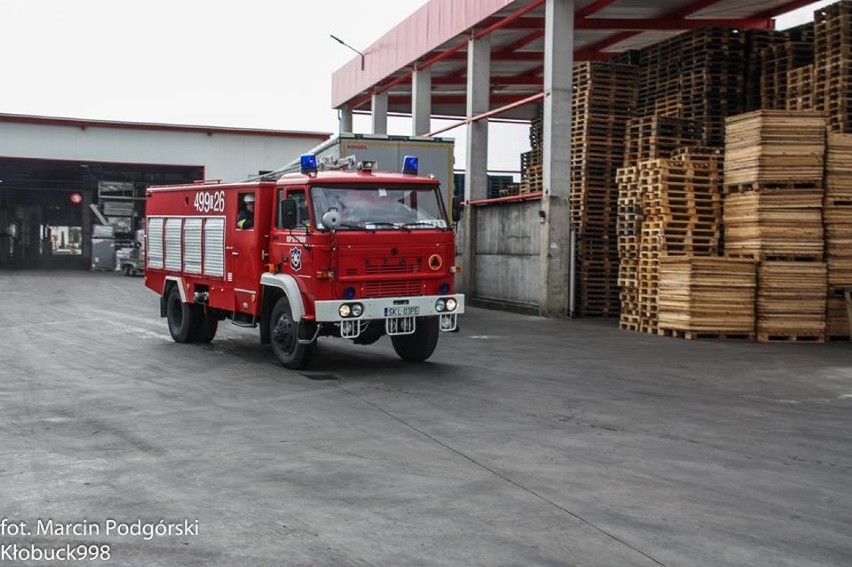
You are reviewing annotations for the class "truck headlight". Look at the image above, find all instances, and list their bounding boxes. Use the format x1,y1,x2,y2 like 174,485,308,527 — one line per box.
338,303,363,318
445,298,458,312
435,299,446,312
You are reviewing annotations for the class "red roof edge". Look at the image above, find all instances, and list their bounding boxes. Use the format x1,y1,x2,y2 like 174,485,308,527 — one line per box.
0,113,331,140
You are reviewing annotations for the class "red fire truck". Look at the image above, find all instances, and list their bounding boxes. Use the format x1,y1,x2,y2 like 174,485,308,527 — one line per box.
144,154,463,369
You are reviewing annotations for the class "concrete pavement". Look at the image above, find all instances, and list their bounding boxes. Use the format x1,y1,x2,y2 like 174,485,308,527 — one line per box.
0,270,850,566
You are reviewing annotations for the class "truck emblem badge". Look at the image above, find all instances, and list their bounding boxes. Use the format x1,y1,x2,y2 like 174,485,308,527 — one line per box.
428,254,443,271
290,248,302,271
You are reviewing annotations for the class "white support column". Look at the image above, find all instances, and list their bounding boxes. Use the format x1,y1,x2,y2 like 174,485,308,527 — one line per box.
539,0,575,317
339,105,353,134
412,67,432,136
459,34,491,297
371,92,388,135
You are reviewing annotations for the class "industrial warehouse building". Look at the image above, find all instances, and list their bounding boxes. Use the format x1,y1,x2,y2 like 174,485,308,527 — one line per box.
0,114,328,269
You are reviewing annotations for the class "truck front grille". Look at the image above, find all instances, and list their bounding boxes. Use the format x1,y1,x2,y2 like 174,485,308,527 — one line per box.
364,260,423,275
364,280,424,297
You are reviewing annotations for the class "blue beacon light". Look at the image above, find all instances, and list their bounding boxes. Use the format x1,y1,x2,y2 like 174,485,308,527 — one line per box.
300,154,318,175
402,155,418,175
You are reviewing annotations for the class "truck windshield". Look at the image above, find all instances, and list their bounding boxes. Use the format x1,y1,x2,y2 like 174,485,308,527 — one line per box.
311,185,448,230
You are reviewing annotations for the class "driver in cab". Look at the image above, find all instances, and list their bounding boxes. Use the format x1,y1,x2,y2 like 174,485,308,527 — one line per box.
237,194,255,229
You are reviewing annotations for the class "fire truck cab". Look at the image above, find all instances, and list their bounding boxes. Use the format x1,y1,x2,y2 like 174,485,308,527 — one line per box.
144,155,463,369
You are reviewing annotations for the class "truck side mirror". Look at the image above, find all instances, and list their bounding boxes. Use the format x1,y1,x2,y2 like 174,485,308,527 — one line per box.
279,199,298,229
452,199,462,223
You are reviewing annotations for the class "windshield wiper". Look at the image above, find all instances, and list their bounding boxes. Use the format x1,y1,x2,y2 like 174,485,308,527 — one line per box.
363,221,411,232
334,222,369,230
402,221,446,230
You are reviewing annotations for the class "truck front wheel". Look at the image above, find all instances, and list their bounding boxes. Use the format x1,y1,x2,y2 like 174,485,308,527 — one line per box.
270,297,313,369
166,286,201,343
391,317,440,362
195,313,218,343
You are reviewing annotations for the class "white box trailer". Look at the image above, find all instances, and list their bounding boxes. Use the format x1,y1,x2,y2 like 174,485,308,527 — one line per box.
274,134,455,213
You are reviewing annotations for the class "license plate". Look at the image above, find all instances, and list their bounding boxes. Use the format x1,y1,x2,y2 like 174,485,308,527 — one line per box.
385,306,420,317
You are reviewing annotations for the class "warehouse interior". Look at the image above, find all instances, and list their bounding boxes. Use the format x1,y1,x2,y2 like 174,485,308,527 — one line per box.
332,0,852,342
0,157,202,269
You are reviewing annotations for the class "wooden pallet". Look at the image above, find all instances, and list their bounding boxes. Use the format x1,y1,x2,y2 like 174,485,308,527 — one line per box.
760,42,815,110
723,110,827,188
723,189,825,259
786,65,815,111
756,261,827,339
657,256,757,337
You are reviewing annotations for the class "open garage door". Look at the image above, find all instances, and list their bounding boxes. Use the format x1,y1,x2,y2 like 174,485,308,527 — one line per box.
0,158,202,269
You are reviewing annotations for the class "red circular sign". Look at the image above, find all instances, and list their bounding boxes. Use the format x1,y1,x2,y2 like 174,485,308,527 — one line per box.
70,193,83,204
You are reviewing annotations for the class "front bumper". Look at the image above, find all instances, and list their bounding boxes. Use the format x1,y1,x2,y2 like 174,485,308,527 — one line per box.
314,294,465,323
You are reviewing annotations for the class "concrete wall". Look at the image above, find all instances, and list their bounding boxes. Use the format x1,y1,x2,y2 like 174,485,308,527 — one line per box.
472,200,540,308
0,119,328,182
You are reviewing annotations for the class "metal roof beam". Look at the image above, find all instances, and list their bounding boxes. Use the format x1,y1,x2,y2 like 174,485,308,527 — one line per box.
433,75,544,86
571,0,737,61
577,17,773,30
478,16,544,29
389,94,536,106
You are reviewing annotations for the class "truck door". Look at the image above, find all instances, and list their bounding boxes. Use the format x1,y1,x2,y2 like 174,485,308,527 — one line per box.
230,189,261,315
270,186,311,282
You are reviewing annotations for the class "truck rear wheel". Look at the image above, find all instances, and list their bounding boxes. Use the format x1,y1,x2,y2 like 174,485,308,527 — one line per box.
391,317,440,362
166,286,201,343
270,296,313,369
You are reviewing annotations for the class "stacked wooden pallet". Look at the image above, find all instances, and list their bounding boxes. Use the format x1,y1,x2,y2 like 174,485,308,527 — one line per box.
723,110,826,189
824,132,852,339
635,27,745,147
745,30,794,111
623,116,703,166
786,65,816,110
571,62,639,236
617,166,641,331
815,0,852,132
657,257,757,340
640,156,722,256
825,133,852,289
520,145,542,194
571,62,639,317
577,237,620,317
619,151,723,334
760,42,815,110
745,24,816,111
756,262,827,341
720,109,830,341
723,190,825,260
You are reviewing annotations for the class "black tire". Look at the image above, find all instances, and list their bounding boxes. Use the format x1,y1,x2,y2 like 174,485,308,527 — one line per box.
391,317,440,362
196,313,218,343
166,286,201,343
270,296,314,369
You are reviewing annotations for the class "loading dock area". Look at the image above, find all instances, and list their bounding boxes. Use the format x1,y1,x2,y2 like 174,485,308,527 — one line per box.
2,271,850,566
